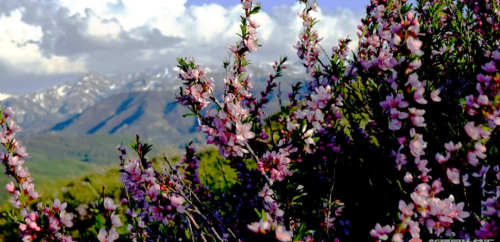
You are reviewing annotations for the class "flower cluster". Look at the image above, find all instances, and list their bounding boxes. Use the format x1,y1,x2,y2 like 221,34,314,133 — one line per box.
176,59,216,111
1,102,77,242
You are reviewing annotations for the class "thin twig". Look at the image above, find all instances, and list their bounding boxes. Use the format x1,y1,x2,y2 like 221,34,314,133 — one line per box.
164,157,239,240
186,216,196,242
326,145,341,239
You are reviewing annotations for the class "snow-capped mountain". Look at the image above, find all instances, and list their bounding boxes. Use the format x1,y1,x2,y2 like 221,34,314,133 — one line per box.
3,66,180,133
3,73,119,133
5,63,304,136
106,66,178,92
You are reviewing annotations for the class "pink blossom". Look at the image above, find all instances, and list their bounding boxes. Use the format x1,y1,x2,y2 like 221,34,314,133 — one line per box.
477,73,492,83
367,35,381,47
416,159,431,173
481,61,498,72
389,119,402,130
406,36,424,56
447,168,460,184
3,107,14,118
246,38,258,53
415,183,431,197
405,73,422,88
404,172,413,183
390,35,402,48
247,220,271,234
464,122,480,140
25,217,41,232
370,223,394,241
169,194,185,208
409,59,421,69
111,213,122,227
409,133,427,157
407,219,420,238
235,122,255,141
147,184,160,201
311,3,318,12
468,151,480,167
392,233,404,242
462,174,471,187
477,94,489,106
16,166,30,178
52,199,67,212
5,181,15,194
48,216,60,231
431,179,444,195
8,156,24,167
493,50,500,61
103,198,118,211
435,152,450,164
275,225,293,242
430,89,441,102
453,202,470,222
380,93,409,109
444,141,462,152
409,108,426,127
8,119,21,133
310,85,334,109
60,211,73,227
97,228,119,242
406,11,414,21
19,223,27,231
474,142,487,160
398,200,414,217
393,149,407,170
241,0,253,10
408,18,420,34
414,87,427,104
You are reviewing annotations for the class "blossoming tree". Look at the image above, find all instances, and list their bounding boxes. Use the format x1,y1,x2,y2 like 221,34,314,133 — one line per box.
1,0,500,241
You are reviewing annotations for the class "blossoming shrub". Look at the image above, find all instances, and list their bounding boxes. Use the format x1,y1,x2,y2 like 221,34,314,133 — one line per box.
2,0,500,241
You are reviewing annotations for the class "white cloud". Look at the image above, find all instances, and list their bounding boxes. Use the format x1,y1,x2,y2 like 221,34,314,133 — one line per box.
0,9,85,75
138,2,361,66
54,0,362,64
87,15,122,39
57,0,115,18
2,0,363,84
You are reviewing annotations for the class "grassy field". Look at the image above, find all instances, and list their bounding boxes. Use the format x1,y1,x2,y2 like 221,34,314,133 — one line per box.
0,133,190,205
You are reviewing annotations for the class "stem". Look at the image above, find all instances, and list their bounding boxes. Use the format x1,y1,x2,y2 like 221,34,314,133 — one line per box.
164,157,239,240
326,145,340,239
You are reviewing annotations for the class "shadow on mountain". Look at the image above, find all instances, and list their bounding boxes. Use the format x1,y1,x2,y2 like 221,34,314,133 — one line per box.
48,91,205,147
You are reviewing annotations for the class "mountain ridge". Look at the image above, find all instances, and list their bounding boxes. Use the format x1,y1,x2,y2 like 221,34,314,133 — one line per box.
4,63,305,145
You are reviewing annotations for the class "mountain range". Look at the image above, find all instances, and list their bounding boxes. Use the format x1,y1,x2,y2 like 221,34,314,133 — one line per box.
2,64,305,147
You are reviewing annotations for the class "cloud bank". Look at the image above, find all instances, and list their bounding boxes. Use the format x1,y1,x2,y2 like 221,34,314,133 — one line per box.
0,0,364,93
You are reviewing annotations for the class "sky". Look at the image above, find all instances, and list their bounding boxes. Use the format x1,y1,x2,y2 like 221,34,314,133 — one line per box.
0,0,368,94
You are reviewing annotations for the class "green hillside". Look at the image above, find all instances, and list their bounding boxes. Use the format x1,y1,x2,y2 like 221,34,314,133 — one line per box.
0,133,193,204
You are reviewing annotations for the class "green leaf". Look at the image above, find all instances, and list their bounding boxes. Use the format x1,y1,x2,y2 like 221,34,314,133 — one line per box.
292,195,302,202
250,5,261,15
183,113,197,118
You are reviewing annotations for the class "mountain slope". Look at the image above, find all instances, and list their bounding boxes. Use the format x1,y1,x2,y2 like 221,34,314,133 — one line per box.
49,91,205,146
4,74,116,134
